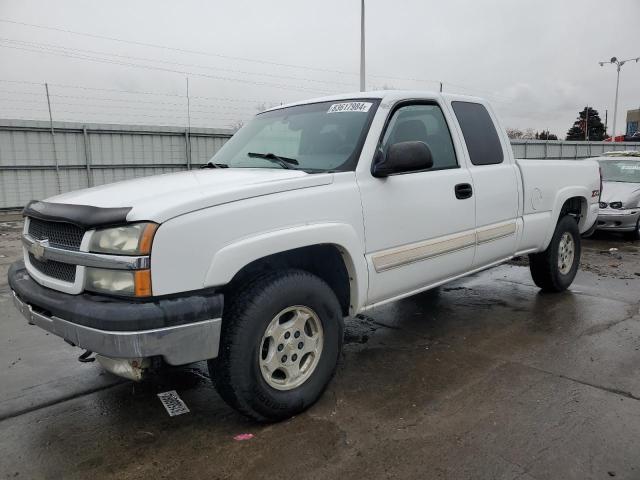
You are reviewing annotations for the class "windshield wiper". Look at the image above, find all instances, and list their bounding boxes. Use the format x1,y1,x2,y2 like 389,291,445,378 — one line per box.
201,162,229,169
247,152,299,169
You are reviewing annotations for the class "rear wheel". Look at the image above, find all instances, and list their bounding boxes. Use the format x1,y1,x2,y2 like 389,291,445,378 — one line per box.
529,215,581,292
209,269,343,422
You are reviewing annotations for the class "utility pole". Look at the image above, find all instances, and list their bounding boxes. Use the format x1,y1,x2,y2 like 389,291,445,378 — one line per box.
45,82,61,193
360,0,365,92
599,56,640,141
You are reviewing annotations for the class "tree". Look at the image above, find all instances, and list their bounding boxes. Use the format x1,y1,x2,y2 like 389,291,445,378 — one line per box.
506,128,523,139
536,130,558,140
506,127,538,140
230,120,244,132
566,107,607,141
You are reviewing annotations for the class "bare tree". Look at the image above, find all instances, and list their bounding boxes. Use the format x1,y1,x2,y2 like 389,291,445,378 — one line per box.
230,120,244,132
506,128,524,139
506,128,538,140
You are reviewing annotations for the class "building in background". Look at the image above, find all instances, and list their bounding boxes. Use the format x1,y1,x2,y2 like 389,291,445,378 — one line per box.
627,108,640,140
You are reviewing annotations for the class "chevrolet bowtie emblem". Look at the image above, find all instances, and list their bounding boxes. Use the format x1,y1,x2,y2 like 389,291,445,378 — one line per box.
30,238,49,261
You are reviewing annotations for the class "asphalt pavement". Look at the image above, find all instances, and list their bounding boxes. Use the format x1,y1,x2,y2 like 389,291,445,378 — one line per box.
1,219,639,480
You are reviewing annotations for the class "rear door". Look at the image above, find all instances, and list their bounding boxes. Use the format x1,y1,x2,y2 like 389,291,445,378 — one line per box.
357,100,476,305
449,101,519,267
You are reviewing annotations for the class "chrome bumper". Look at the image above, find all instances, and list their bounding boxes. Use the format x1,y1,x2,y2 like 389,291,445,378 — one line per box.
11,290,222,365
596,209,640,231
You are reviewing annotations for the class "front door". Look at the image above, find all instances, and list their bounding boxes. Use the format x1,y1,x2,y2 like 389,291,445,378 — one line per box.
357,101,476,305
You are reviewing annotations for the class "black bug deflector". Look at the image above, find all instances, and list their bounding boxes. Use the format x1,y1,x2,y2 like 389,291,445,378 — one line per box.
23,200,132,229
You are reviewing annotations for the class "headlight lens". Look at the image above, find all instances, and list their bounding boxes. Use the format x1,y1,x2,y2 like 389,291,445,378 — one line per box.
85,268,152,297
609,201,623,209
89,223,158,255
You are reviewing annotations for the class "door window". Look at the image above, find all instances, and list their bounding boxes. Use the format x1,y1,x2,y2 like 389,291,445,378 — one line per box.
381,104,458,171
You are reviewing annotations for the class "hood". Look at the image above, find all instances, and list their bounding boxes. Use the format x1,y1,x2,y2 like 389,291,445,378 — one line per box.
601,181,640,206
47,168,334,222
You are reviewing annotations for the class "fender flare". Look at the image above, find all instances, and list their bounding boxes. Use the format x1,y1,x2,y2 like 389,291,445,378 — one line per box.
542,186,590,250
203,222,368,312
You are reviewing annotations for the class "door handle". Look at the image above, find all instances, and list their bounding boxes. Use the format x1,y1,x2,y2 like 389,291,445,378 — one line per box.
455,183,473,200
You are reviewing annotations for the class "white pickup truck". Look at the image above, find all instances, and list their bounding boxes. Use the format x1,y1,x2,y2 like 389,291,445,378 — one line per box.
9,91,600,421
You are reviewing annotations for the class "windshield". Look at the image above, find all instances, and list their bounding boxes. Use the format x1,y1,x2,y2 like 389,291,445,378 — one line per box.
598,160,640,183
208,99,379,172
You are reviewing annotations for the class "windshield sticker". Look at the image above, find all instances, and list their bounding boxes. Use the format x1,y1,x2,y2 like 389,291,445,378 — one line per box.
327,102,372,113
620,165,640,170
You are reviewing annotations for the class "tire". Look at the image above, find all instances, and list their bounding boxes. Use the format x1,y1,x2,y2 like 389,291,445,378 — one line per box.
209,269,344,422
529,215,581,292
581,219,597,238
627,218,640,241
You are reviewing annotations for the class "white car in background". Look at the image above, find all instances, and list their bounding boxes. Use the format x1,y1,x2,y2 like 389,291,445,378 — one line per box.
594,151,640,240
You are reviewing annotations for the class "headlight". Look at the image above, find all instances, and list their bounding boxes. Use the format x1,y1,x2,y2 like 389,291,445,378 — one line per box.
609,201,623,209
89,223,158,255
85,268,152,297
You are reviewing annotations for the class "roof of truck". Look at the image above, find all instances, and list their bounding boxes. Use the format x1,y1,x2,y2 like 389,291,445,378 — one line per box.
262,90,485,113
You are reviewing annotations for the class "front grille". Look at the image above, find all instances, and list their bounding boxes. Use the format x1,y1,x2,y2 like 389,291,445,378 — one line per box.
28,218,84,251
28,253,77,283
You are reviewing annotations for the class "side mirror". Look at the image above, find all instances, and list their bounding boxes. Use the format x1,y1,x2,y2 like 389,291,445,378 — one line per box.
372,141,434,178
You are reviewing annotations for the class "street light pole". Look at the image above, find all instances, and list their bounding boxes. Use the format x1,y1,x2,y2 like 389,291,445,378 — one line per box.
360,0,366,92
599,56,640,141
585,106,589,141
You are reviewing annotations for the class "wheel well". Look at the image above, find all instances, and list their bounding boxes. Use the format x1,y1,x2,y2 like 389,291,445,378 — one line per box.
560,196,587,227
222,244,352,316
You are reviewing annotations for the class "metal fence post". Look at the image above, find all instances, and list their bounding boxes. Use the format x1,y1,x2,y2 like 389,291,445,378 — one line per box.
185,129,192,170
83,126,93,187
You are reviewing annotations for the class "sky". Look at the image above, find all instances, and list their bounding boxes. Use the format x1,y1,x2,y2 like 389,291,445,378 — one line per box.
0,0,638,137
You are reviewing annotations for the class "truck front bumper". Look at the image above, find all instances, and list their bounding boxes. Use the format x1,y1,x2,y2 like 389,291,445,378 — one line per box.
596,209,640,232
8,262,223,366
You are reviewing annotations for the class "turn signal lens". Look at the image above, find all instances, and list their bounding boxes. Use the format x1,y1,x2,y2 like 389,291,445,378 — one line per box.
138,224,158,255
134,270,152,297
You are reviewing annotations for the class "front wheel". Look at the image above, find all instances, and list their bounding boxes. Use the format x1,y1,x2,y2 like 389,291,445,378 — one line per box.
209,269,344,422
529,215,581,292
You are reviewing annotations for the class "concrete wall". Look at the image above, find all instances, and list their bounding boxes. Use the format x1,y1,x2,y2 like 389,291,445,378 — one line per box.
1,118,639,209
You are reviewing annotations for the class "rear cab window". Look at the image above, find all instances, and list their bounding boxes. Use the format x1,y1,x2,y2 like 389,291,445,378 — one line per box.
452,101,504,166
